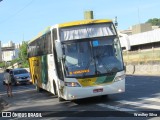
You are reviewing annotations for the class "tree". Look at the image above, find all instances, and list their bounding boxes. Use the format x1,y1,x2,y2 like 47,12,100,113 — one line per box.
18,41,29,67
146,18,160,26
0,62,5,68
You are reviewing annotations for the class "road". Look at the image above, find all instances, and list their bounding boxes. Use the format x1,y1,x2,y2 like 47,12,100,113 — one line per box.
0,72,160,120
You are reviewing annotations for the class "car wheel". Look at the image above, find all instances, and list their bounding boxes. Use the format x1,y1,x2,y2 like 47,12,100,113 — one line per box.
3,81,5,85
12,81,17,86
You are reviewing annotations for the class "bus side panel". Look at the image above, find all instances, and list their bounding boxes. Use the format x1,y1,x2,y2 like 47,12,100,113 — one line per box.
29,54,57,93
39,54,58,94
46,54,57,94
29,57,42,88
41,55,48,84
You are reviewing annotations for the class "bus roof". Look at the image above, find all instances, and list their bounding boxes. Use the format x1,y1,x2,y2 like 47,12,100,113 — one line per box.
28,19,113,44
28,26,51,44
59,19,112,28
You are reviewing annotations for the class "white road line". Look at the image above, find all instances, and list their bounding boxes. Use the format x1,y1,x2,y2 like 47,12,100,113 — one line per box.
0,89,35,96
118,100,160,110
97,103,136,111
139,97,160,102
15,85,33,89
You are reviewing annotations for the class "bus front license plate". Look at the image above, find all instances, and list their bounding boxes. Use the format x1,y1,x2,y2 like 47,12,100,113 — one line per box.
93,88,103,93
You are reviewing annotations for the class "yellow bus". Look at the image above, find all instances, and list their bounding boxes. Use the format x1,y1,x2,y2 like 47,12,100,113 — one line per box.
28,19,125,101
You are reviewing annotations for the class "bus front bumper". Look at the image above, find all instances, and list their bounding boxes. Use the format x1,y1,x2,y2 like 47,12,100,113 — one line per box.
63,79,125,100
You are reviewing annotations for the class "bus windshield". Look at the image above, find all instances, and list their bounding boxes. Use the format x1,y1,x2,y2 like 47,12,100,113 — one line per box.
62,36,123,78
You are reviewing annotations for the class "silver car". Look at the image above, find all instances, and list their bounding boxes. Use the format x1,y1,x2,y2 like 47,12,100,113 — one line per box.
10,68,31,85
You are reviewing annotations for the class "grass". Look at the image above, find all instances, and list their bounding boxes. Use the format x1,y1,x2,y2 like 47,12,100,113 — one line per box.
123,49,160,65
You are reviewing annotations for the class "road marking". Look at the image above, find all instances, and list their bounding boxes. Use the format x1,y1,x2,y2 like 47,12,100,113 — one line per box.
0,89,35,96
15,85,34,89
97,103,136,111
118,100,160,110
139,97,160,102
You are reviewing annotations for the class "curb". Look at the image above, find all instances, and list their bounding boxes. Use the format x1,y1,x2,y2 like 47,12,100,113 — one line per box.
0,98,8,111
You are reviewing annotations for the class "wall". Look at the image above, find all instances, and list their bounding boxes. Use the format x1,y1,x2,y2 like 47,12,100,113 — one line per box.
126,64,160,75
132,23,152,34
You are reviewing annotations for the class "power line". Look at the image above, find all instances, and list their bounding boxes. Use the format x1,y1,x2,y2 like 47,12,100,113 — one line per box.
0,0,34,25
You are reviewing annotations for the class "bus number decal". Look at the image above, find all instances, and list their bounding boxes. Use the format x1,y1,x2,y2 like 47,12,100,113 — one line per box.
70,69,90,75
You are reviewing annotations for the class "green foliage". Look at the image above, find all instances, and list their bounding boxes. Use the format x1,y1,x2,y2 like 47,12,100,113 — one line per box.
10,58,20,65
18,41,29,68
22,61,29,68
19,41,28,62
3,41,29,69
146,18,160,26
0,62,5,68
7,41,29,68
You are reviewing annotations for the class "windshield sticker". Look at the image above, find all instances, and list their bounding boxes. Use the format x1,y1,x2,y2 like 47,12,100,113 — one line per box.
69,69,90,75
92,40,99,47
77,75,116,87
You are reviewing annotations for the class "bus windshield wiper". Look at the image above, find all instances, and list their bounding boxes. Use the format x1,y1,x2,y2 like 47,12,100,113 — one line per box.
81,58,93,78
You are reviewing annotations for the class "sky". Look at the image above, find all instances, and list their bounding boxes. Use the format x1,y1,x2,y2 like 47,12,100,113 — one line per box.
0,0,159,44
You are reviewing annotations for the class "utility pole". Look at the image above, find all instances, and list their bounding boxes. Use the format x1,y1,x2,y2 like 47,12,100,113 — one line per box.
84,11,94,19
114,16,118,28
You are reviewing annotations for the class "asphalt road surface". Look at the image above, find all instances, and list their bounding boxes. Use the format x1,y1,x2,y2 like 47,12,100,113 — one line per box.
0,72,160,120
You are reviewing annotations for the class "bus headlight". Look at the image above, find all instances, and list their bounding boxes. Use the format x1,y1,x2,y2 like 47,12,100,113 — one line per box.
65,82,81,87
114,75,125,82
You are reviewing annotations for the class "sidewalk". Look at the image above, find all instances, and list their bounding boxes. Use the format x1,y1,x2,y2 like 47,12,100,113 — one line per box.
0,97,8,111
0,69,8,111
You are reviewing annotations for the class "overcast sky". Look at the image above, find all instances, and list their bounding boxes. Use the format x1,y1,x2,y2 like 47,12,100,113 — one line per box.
0,0,159,44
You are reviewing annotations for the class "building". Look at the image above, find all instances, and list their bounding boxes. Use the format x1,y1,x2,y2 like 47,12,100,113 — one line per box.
1,41,20,62
120,23,157,36
0,41,2,62
120,29,132,36
132,23,152,34
120,28,160,51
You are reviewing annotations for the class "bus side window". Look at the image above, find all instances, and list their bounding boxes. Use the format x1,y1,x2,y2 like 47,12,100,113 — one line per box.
34,39,39,56
27,45,30,58
52,29,57,40
47,32,52,54
52,28,64,81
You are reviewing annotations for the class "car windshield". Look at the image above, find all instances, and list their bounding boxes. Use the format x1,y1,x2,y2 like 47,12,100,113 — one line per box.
62,36,123,78
14,70,28,75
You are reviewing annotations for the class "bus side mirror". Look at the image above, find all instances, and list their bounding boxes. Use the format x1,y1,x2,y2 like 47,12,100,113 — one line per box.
118,32,131,51
55,40,63,59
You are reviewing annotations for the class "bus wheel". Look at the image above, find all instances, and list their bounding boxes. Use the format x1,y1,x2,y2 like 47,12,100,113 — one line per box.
53,81,65,102
58,96,65,102
35,79,42,92
53,81,57,95
101,95,108,99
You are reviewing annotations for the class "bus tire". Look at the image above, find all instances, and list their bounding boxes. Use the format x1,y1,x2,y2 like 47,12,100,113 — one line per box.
53,81,57,95
35,79,42,92
101,95,108,99
58,96,65,102
53,80,65,102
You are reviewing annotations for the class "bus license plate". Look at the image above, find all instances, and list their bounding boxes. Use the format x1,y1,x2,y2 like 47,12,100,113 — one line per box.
93,88,103,93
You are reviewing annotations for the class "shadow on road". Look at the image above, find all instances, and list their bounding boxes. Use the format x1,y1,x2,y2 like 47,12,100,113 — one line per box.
0,75,159,113
110,75,160,101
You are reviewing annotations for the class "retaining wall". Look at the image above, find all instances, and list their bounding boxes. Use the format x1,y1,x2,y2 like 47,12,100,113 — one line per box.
126,64,160,75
